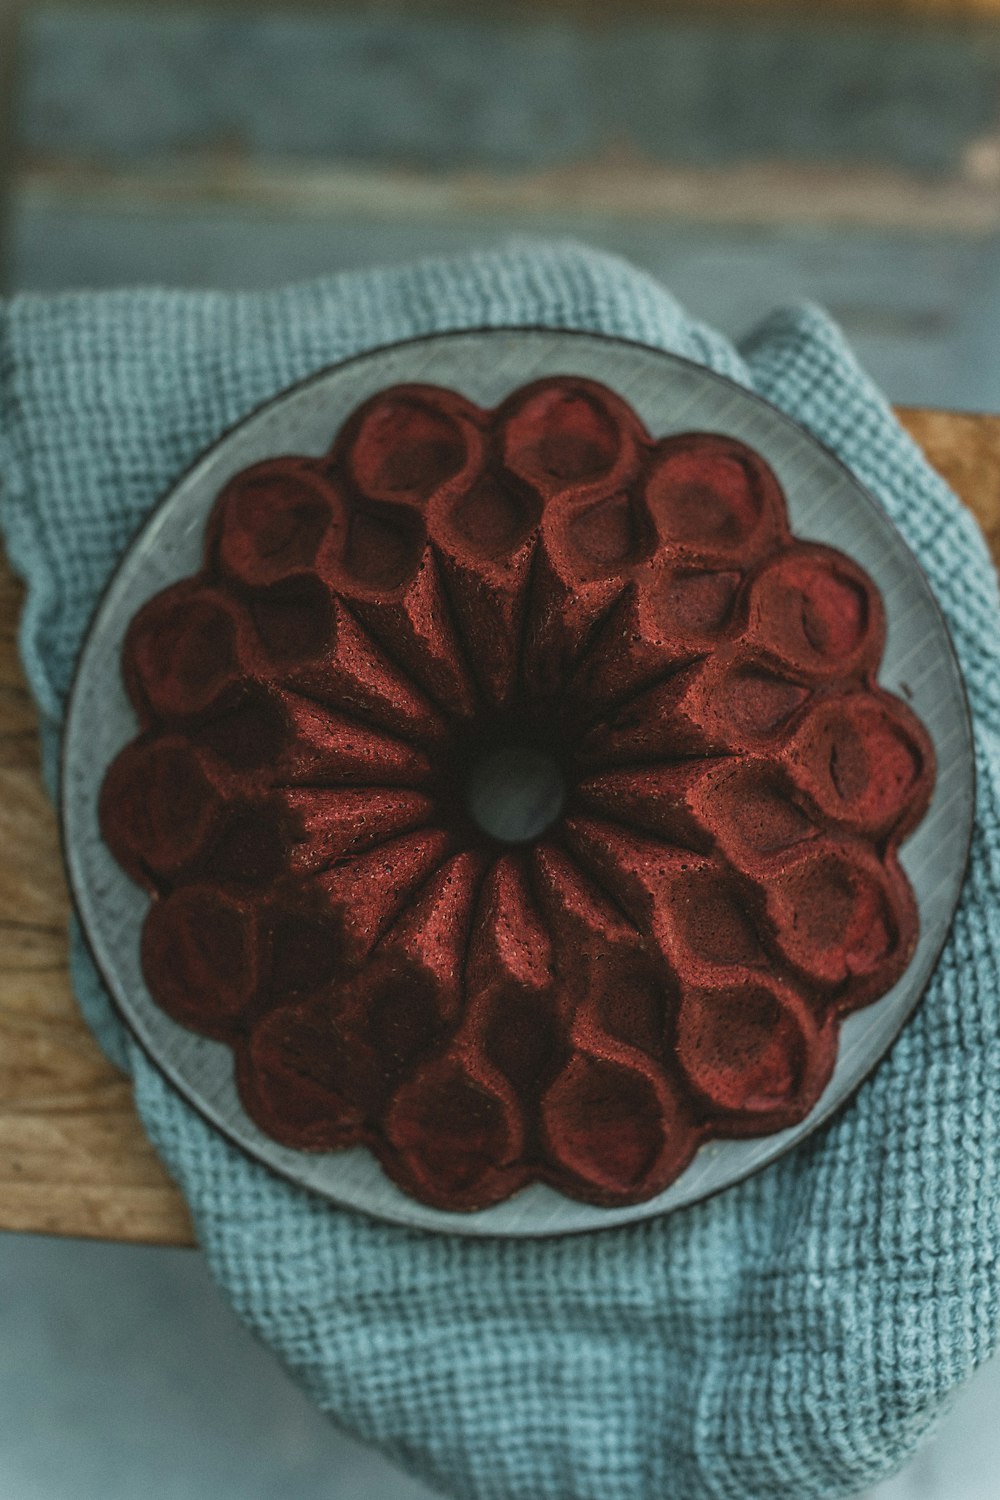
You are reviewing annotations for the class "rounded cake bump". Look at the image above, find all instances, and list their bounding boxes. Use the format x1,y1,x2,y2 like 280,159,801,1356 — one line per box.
211,457,345,589
101,375,935,1211
141,885,260,1038
497,377,644,503
643,431,788,564
673,976,833,1130
339,384,484,508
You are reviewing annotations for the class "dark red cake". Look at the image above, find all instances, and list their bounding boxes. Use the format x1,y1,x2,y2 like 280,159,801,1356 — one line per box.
100,376,935,1210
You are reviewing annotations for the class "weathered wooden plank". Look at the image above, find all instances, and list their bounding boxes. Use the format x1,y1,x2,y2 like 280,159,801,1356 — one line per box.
1,562,43,770
898,407,1000,561
18,10,1000,177
16,156,1000,233
729,0,1000,14
9,196,992,409
19,11,593,172
0,564,195,1247
0,408,994,1248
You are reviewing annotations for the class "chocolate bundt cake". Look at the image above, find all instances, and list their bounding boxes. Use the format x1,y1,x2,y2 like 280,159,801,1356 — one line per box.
100,376,935,1211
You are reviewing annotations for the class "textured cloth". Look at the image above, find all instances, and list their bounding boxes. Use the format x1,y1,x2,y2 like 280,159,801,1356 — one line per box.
2,243,1000,1500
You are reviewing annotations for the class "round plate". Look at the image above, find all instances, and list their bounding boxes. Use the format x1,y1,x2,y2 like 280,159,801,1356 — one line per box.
61,328,975,1237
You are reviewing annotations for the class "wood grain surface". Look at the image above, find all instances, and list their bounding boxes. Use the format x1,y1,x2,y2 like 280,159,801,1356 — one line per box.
0,405,996,1249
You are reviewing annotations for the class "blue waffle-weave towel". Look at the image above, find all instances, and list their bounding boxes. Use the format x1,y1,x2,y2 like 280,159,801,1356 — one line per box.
2,244,999,1500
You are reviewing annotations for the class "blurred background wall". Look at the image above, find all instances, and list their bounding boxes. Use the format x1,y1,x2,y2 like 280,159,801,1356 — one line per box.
2,3,1000,1496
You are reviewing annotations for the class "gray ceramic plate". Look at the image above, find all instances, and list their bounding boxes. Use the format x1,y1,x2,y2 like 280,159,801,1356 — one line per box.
61,328,974,1236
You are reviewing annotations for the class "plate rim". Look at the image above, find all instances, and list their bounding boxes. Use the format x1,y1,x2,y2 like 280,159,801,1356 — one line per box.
59,324,976,1237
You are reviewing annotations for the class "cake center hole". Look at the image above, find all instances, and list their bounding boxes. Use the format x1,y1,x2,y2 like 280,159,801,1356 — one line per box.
466,746,567,844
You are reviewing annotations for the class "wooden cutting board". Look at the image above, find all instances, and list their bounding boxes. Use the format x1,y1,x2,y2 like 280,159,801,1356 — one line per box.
2,404,998,1250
